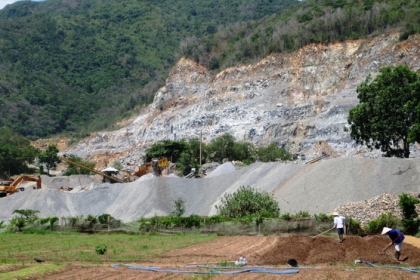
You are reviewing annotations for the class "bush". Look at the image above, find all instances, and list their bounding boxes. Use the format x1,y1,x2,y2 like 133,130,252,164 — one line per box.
95,244,107,255
364,213,400,234
314,213,333,222
280,213,292,221
9,217,27,232
398,193,420,235
203,215,229,224
172,198,186,217
346,217,363,235
97,213,121,228
293,211,310,220
216,186,279,218
183,215,201,228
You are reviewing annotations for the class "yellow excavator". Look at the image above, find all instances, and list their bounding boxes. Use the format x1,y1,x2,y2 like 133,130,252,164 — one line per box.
0,175,42,197
134,157,169,177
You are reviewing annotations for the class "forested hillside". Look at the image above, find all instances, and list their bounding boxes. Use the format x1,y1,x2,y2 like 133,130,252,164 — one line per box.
0,0,299,139
0,0,418,140
187,0,420,69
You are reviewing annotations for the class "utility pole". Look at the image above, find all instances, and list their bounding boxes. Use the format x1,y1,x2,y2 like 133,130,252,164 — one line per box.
199,129,202,167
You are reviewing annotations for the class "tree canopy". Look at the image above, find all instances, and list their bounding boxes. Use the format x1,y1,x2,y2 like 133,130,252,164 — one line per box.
0,128,40,178
38,144,59,175
347,65,420,158
145,133,292,175
0,0,298,140
216,186,280,218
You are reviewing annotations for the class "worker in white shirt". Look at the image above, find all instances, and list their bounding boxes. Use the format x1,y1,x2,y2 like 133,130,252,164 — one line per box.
333,212,346,243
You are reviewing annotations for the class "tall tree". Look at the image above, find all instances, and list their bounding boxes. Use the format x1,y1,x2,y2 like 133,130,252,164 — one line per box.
0,128,40,177
348,65,420,158
38,144,59,175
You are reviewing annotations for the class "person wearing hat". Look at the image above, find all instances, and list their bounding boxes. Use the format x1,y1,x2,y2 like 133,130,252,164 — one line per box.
382,227,405,261
333,212,346,243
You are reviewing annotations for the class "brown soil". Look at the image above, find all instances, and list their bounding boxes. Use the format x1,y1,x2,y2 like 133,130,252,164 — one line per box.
38,235,420,280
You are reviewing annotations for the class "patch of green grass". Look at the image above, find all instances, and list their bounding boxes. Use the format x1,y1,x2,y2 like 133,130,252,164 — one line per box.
0,233,217,264
0,264,64,280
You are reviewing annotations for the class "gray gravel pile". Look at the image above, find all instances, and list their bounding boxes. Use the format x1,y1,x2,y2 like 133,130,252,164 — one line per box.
333,193,420,227
0,158,419,225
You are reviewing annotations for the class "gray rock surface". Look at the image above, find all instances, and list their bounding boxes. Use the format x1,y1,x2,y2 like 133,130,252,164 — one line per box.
64,32,420,170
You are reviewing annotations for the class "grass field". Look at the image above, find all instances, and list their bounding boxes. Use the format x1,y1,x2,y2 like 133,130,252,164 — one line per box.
0,232,217,279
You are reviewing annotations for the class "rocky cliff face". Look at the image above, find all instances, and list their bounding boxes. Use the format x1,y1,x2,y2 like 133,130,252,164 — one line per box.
65,31,420,169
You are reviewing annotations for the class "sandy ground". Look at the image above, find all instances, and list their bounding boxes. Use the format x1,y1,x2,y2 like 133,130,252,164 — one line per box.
38,235,420,280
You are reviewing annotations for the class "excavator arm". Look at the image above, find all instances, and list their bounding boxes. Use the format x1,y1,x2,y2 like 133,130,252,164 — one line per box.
0,175,41,197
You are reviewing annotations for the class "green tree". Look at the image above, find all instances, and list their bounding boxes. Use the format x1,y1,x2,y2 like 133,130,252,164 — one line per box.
176,138,206,175
257,143,292,162
38,144,59,175
145,140,189,163
348,66,420,158
206,133,236,163
231,141,257,164
398,193,420,235
215,186,279,218
0,128,40,177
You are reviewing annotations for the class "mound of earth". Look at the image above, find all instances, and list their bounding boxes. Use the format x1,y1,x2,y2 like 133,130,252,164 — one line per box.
45,235,420,279
2,157,420,225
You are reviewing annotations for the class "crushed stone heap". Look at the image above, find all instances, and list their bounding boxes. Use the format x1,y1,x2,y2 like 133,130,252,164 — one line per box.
333,193,420,227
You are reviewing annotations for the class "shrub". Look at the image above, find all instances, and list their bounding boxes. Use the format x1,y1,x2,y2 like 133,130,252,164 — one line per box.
216,186,279,218
95,244,107,255
314,213,333,222
398,193,420,235
346,217,363,235
40,218,50,225
172,198,186,217
293,211,310,220
13,209,39,223
85,215,97,228
364,213,400,234
9,217,27,232
280,213,292,221
183,215,201,228
97,214,121,228
203,215,229,224
49,217,59,230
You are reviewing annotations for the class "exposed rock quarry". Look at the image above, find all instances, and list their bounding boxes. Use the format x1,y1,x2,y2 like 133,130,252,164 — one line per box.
64,30,420,169
4,31,420,227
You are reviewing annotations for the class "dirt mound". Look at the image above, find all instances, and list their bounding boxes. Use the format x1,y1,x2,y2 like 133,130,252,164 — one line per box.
45,235,420,280
158,235,420,267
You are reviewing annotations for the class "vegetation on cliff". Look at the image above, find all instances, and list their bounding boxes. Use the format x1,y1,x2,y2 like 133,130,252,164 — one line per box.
0,0,419,140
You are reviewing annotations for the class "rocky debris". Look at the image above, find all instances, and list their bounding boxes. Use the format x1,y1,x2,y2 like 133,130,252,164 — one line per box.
333,193,420,227
63,31,420,171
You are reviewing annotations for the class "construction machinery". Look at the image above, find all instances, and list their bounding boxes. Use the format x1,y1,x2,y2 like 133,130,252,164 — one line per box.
0,175,41,197
60,156,125,183
134,157,169,177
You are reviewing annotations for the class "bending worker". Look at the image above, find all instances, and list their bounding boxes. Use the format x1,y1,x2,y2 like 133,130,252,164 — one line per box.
382,227,405,261
332,212,346,243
